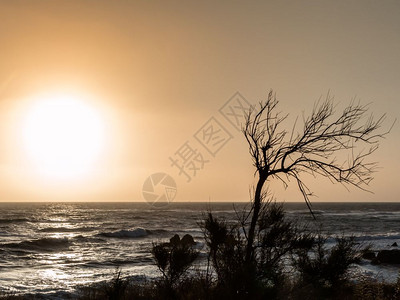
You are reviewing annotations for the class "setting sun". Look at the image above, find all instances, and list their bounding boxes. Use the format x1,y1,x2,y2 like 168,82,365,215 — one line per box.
0,1,399,298
22,93,105,180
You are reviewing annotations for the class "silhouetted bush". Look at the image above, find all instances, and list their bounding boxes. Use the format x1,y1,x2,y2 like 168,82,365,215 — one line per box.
200,212,251,299
151,234,199,298
103,269,128,300
292,232,361,299
77,274,156,300
256,204,310,288
197,202,316,299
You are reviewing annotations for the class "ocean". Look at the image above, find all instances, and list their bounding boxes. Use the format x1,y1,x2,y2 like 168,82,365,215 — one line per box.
0,202,399,298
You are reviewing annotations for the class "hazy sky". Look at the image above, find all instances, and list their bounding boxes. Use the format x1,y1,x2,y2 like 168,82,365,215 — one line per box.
0,1,399,202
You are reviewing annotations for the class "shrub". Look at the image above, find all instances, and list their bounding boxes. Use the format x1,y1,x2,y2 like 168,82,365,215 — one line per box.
152,234,199,297
199,202,314,299
292,233,361,291
103,269,128,300
200,212,250,299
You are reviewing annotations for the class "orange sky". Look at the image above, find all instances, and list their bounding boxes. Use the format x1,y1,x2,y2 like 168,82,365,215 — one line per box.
0,1,399,202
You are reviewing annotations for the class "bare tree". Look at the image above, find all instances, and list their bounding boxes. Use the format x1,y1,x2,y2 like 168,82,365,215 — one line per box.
243,90,391,262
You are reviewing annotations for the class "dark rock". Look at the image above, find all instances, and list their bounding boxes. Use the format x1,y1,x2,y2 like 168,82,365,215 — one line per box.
181,234,196,246
392,242,398,247
170,234,180,246
375,249,400,264
362,251,376,260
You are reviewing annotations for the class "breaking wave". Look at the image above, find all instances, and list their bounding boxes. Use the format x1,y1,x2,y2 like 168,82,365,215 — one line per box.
3,237,71,252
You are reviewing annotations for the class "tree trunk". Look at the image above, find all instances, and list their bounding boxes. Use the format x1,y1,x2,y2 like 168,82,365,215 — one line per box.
245,173,267,263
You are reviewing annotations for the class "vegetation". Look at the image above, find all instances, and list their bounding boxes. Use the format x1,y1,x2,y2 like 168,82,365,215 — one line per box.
1,92,393,300
71,203,400,300
151,234,199,298
243,90,388,263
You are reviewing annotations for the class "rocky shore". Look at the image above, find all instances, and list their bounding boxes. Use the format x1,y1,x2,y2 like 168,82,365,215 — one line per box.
362,243,400,265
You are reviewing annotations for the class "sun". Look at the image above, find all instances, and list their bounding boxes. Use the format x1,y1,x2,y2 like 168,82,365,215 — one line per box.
22,92,105,180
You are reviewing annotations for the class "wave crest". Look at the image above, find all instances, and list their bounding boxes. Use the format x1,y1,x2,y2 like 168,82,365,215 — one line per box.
98,228,149,238
4,237,71,252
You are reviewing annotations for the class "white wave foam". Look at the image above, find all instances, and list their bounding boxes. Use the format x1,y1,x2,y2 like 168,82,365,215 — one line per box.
99,228,149,238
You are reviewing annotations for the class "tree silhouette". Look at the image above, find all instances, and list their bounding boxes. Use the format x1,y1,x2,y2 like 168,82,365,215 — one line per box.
243,90,391,262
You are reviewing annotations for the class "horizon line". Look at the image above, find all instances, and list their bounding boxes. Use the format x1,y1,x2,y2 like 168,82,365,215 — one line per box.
0,201,398,204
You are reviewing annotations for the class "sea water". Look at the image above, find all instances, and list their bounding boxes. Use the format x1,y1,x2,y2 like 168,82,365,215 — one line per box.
0,202,399,297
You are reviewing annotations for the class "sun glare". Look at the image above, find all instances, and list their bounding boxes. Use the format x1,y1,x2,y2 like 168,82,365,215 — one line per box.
22,93,105,180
